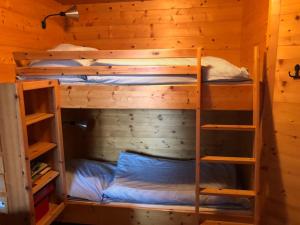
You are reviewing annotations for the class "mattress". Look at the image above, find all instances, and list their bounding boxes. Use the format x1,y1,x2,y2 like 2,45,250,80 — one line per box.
66,155,250,209
18,54,251,84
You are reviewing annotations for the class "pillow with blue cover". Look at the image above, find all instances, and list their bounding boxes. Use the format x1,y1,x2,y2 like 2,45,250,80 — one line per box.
66,159,116,201
103,151,250,208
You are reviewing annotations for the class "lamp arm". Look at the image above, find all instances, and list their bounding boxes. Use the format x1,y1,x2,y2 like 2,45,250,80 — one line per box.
41,12,66,29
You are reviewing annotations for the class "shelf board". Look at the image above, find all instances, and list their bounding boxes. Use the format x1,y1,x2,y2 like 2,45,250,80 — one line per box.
201,156,256,165
28,142,57,161
22,80,56,91
200,188,256,198
32,170,59,195
36,202,65,225
25,113,54,126
201,124,256,131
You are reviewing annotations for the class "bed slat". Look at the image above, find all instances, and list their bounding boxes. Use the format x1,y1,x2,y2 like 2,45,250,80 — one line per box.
13,49,197,60
16,66,197,76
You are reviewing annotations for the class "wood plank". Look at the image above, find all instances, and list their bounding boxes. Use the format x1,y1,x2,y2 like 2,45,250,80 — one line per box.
0,157,4,174
25,113,55,126
16,65,197,76
200,188,256,198
0,175,6,193
201,124,256,131
0,0,65,83
36,202,65,225
201,156,256,165
60,83,253,110
22,80,56,91
28,142,57,161
59,199,254,225
32,170,59,195
195,48,201,216
65,199,253,218
0,84,33,223
13,49,197,60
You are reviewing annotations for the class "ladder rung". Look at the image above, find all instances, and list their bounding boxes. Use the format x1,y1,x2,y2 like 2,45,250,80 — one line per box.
199,188,256,198
201,124,256,131
201,156,256,165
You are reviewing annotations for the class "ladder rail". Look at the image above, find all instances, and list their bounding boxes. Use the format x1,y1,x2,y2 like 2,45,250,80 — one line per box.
195,48,202,219
253,46,262,225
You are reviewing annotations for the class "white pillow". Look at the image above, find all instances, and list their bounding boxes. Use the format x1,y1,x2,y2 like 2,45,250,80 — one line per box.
202,56,249,81
30,43,99,67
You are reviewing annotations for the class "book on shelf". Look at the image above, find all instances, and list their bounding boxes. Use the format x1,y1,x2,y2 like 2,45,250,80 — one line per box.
31,162,52,183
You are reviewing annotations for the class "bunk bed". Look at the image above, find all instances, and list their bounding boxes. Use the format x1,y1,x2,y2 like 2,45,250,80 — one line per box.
13,47,262,225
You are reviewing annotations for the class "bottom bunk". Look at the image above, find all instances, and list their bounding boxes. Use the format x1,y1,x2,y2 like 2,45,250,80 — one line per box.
60,109,255,224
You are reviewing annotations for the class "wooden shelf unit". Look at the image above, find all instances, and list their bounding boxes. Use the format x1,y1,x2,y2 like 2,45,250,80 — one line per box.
0,80,66,225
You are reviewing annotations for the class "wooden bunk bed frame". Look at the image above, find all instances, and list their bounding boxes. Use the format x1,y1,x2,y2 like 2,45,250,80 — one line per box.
14,49,253,111
13,48,262,225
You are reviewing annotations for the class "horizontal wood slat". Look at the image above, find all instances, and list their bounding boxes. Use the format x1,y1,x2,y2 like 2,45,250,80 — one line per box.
28,142,57,161
13,49,197,60
32,170,59,195
22,80,57,91
201,156,256,165
200,188,256,198
201,124,256,131
59,83,253,110
16,66,197,76
25,113,55,126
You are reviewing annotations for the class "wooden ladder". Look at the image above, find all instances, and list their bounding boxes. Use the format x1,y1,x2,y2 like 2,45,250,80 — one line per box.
195,47,261,225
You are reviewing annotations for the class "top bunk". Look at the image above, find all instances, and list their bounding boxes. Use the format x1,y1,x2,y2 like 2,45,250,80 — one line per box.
13,46,258,111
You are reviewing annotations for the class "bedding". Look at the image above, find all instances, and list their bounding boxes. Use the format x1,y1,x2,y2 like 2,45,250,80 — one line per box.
30,43,98,67
103,152,249,208
90,56,250,82
66,159,116,202
66,153,250,209
20,44,250,84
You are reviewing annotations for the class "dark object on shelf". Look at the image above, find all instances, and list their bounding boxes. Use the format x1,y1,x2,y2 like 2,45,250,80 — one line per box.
289,64,300,79
34,182,55,222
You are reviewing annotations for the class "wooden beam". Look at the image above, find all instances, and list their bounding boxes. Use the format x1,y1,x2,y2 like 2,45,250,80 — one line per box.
13,49,197,60
201,156,256,165
16,66,197,76
200,188,256,198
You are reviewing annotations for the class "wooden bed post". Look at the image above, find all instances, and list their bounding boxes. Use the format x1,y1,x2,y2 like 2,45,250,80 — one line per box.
253,46,262,225
195,48,202,224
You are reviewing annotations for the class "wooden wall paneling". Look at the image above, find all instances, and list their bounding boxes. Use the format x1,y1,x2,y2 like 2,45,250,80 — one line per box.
0,0,67,83
66,0,244,65
261,0,300,225
240,0,269,75
62,109,252,162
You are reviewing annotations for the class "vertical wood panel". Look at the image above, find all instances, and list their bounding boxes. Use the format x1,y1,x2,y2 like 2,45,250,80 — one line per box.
262,0,300,225
240,0,269,74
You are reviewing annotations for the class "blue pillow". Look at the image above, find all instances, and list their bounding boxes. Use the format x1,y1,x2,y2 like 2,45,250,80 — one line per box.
103,152,195,205
103,152,249,207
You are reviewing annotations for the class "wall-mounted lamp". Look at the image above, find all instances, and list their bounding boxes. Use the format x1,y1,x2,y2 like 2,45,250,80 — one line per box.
41,5,79,29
